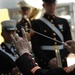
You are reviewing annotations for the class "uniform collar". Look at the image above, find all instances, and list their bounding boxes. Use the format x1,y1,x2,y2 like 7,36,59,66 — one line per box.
4,42,12,49
44,14,55,19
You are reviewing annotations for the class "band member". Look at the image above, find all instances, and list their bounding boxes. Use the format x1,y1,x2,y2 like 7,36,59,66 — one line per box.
31,0,72,68
0,20,21,75
16,1,31,41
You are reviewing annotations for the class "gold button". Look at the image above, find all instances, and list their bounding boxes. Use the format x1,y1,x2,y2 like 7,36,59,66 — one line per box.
25,25,28,28
54,38,56,40
61,30,63,32
44,30,47,33
51,20,53,22
53,46,58,50
53,33,56,36
2,46,5,49
54,42,57,45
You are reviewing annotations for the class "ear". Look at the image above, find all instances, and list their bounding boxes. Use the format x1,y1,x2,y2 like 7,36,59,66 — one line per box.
19,10,22,14
1,32,3,36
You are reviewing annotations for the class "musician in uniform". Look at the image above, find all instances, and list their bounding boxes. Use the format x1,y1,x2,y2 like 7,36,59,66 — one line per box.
16,1,31,41
0,20,21,75
31,0,72,69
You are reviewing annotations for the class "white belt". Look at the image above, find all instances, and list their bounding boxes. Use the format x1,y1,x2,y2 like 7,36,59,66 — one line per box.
41,45,64,50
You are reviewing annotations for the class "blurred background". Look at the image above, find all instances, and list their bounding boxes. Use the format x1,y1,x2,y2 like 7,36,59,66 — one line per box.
0,0,75,66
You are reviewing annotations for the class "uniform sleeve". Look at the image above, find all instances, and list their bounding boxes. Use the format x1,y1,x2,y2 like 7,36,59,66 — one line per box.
15,53,68,75
31,20,51,65
16,53,45,75
63,19,72,42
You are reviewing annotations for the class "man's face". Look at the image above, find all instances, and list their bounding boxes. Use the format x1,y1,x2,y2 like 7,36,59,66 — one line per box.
24,9,31,18
43,2,56,15
19,9,31,18
2,30,16,43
